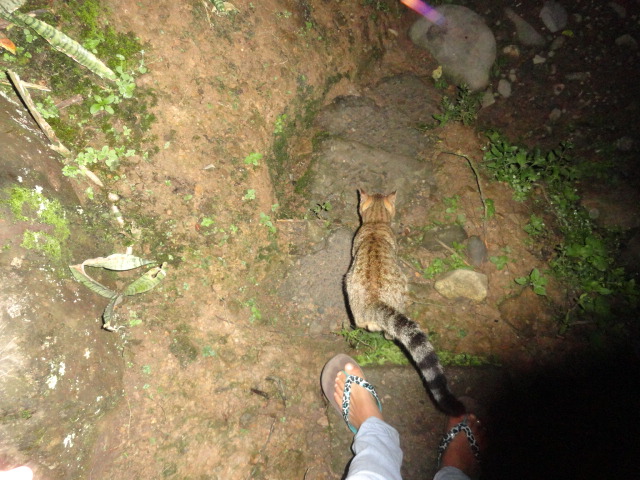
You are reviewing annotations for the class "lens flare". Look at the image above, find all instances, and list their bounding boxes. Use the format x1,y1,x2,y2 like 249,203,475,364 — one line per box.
400,0,445,25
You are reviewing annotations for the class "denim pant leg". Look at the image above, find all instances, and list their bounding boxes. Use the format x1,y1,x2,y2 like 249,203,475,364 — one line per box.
345,417,403,480
433,466,471,480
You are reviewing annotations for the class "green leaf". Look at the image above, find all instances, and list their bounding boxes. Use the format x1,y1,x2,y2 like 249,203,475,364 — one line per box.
0,0,26,16
122,263,167,296
102,294,123,331
69,264,118,299
7,11,116,81
83,253,154,271
533,285,547,296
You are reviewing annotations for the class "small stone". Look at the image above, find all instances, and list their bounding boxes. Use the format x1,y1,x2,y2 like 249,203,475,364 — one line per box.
553,83,565,95
550,36,566,51
608,2,626,18
549,108,562,122
502,44,520,57
505,7,546,46
466,236,487,266
434,269,488,302
421,225,467,251
107,192,120,202
539,1,567,33
615,34,638,50
533,54,547,64
565,72,590,81
498,79,512,98
615,137,634,151
481,90,496,108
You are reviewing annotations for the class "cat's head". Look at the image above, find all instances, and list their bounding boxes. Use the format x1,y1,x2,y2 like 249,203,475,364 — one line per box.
358,190,397,223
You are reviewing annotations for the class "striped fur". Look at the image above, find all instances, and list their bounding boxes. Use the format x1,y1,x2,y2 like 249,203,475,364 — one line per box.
346,190,465,416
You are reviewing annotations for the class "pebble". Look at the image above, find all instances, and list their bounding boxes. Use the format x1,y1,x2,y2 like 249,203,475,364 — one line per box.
533,54,547,64
550,36,566,51
549,108,562,122
502,45,520,58
466,236,487,266
505,7,546,46
539,1,568,33
434,269,488,302
608,1,626,18
481,90,496,108
498,79,512,98
615,34,638,50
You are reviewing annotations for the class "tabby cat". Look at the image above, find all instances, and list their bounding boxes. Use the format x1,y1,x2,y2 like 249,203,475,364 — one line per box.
345,190,465,416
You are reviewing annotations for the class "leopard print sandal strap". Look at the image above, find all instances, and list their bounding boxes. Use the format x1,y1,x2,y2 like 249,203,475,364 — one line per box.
437,415,481,466
341,373,382,433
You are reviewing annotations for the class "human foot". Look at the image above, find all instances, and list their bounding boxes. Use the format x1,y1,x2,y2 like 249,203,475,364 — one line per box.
439,411,485,479
320,354,383,433
333,362,384,431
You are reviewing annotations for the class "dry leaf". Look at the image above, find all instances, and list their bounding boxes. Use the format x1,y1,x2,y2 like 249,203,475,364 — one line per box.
0,37,16,54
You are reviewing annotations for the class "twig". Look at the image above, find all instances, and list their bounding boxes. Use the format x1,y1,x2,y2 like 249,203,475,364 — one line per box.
7,69,104,187
56,93,83,110
7,70,70,155
442,152,489,236
0,79,50,91
436,239,472,267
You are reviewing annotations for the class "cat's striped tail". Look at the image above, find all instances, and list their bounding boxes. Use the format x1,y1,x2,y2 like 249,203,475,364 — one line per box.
375,302,466,416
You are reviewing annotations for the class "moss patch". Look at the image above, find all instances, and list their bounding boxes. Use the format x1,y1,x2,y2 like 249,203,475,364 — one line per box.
3,185,71,261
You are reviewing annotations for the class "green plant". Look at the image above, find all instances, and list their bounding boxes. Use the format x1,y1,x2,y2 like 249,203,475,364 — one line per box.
4,185,70,261
259,212,276,234
433,85,481,127
35,96,59,119
436,350,496,367
338,328,408,366
90,94,116,115
200,217,214,228
421,244,469,279
489,255,509,270
483,132,576,202
524,213,545,236
311,201,332,218
242,189,256,201
243,298,262,323
202,345,216,357
274,113,287,134
62,145,135,177
515,268,547,296
485,133,637,332
243,152,263,167
0,0,116,80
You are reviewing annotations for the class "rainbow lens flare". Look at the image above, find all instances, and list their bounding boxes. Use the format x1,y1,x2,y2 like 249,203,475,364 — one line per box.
400,0,445,25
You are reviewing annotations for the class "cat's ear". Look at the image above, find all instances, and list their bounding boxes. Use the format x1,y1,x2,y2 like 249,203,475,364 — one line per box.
383,191,397,213
359,190,373,212
386,192,397,205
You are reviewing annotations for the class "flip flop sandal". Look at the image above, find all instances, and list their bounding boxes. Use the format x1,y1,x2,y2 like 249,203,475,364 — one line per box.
437,415,482,466
321,353,382,433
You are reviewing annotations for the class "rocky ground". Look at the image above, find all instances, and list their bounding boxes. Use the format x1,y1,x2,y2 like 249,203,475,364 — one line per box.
1,1,639,479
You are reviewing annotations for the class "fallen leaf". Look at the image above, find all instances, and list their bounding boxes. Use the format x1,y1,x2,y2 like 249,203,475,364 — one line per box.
0,37,16,54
